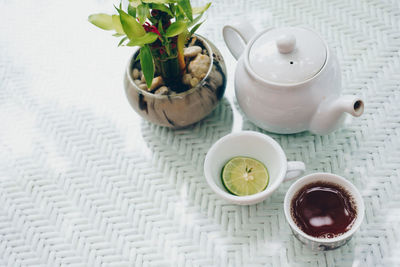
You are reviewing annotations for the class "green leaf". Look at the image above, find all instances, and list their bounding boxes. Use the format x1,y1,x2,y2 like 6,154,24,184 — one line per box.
112,33,124,37
149,3,173,16
117,8,146,40
127,32,159,46
187,13,203,28
118,36,129,46
137,4,150,24
169,4,176,15
165,20,187,37
148,17,158,25
177,0,192,21
177,31,187,56
88,14,114,30
192,2,211,15
142,0,174,3
175,5,185,20
128,4,137,17
189,21,203,36
157,20,165,35
112,15,125,34
140,45,154,88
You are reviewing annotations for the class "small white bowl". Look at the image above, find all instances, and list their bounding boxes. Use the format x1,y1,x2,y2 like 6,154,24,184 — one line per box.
284,173,365,250
203,131,305,205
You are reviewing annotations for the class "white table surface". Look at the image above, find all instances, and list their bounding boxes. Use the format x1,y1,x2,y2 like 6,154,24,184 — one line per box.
1,0,399,266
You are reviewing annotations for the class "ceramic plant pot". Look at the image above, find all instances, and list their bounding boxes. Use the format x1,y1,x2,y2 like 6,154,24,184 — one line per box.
124,35,226,128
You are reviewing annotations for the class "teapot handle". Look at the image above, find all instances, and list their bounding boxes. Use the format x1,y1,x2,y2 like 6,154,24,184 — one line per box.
223,21,256,60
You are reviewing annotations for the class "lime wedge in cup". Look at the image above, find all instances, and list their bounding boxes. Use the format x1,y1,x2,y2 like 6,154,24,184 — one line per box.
221,156,269,196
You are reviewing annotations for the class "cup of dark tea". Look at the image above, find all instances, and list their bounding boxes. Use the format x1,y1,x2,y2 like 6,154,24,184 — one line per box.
284,173,364,251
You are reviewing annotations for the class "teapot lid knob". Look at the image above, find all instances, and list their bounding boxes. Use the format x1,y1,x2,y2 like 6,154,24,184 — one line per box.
276,34,296,54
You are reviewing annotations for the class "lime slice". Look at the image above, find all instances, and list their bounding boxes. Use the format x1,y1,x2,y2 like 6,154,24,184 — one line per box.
221,157,269,196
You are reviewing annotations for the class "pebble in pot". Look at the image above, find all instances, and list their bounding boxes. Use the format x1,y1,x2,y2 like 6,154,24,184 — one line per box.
182,52,211,88
155,86,169,95
132,68,140,80
183,46,202,58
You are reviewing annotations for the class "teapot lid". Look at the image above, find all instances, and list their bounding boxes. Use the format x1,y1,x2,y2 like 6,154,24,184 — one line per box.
248,27,326,84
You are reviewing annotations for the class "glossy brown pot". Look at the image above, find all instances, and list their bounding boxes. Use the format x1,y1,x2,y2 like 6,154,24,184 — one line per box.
124,35,227,128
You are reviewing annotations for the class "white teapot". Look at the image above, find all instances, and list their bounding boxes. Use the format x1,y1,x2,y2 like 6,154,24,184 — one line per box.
223,22,364,134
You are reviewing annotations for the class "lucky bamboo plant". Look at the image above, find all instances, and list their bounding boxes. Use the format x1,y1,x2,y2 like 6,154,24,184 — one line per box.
89,0,211,89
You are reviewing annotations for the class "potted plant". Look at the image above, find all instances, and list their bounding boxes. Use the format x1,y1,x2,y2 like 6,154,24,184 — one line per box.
89,0,226,128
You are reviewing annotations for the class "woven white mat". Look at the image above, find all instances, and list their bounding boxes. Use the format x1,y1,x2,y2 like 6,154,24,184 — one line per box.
1,0,400,266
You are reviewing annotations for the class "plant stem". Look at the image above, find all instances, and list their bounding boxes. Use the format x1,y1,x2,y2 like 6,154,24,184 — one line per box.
177,33,187,72
154,55,180,84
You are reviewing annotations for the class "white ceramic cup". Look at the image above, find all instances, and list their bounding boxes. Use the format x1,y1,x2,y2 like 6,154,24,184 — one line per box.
204,131,305,205
284,173,365,251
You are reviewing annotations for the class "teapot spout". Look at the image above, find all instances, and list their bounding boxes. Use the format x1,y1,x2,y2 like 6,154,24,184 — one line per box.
309,96,364,134
337,95,364,117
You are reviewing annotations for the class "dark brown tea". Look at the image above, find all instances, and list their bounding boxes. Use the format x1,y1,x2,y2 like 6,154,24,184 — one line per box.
291,181,357,238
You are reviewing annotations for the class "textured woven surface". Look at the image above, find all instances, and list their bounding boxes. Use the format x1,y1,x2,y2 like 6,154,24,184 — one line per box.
1,0,400,266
